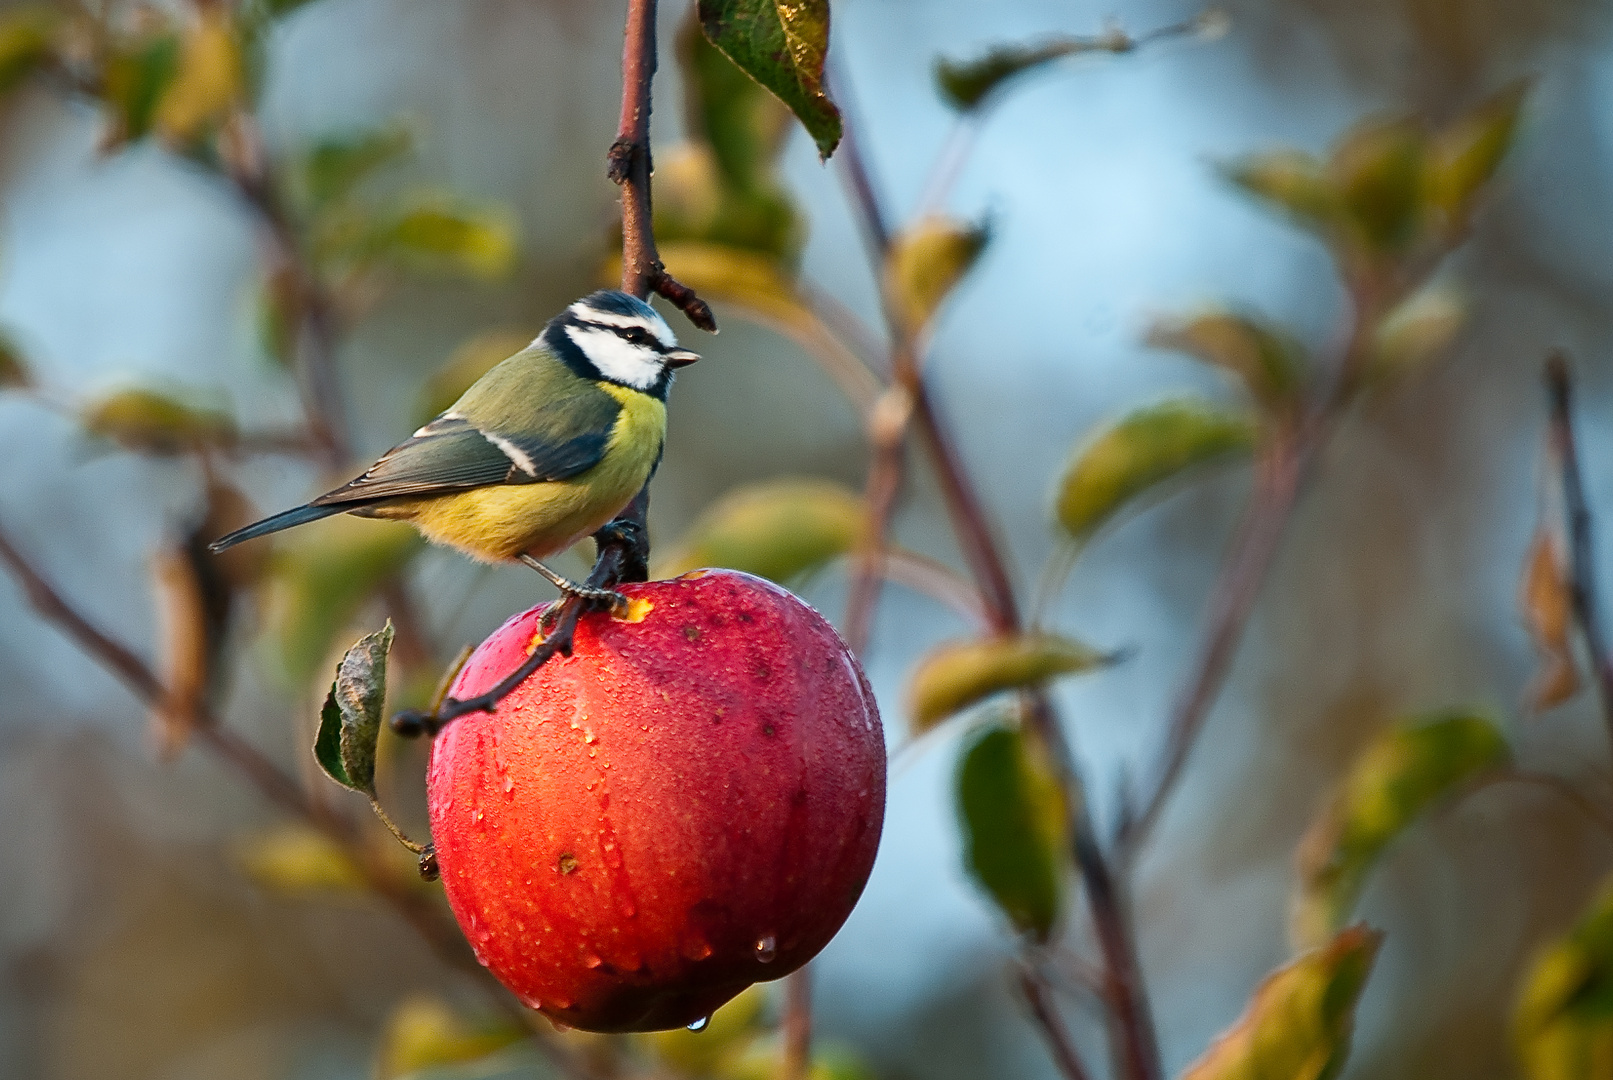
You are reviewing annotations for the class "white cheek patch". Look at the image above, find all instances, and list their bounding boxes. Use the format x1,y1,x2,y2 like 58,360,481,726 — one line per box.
565,325,664,389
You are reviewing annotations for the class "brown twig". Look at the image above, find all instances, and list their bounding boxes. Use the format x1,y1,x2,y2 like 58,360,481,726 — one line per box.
1545,352,1613,751
1019,967,1095,1080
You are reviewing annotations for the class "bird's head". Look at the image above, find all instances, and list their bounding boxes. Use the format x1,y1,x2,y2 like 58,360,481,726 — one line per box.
543,290,700,400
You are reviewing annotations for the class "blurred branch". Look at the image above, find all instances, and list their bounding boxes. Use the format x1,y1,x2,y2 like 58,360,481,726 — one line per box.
781,961,813,1080
1544,353,1613,754
1019,967,1095,1080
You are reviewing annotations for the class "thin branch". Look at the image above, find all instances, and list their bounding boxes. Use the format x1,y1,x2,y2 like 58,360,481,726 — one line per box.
1544,352,1613,753
1019,967,1095,1080
780,960,813,1080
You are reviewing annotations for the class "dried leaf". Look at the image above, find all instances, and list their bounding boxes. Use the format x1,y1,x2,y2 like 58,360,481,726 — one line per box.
1514,874,1613,1079
910,634,1107,733
653,478,863,584
885,216,990,336
314,621,394,796
81,385,236,455
1181,925,1382,1080
1291,712,1508,947
697,0,841,159
1425,80,1529,232
235,823,366,894
1147,309,1305,408
375,994,525,1080
153,8,243,146
1521,527,1580,712
956,722,1067,940
1054,400,1256,545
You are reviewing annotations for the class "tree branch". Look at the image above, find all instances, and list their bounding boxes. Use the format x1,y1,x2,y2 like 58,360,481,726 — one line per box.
1019,967,1095,1080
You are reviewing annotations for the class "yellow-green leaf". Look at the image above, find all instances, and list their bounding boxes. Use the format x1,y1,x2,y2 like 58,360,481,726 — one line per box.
1291,711,1508,947
956,722,1068,940
885,216,989,336
645,984,768,1075
1425,80,1529,232
1053,400,1256,545
264,514,422,686
314,621,394,797
153,8,243,146
418,329,534,424
235,823,366,894
375,995,525,1080
1370,285,1465,381
1181,924,1383,1080
294,122,413,210
374,199,519,280
1515,875,1613,1080
697,0,841,160
679,14,793,190
653,479,863,584
1220,149,1344,236
716,1038,879,1080
910,633,1107,733
102,32,181,145
0,8,58,97
1328,115,1426,256
81,385,236,455
1148,310,1305,408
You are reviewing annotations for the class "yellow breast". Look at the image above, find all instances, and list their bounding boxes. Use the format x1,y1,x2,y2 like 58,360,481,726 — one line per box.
370,386,666,563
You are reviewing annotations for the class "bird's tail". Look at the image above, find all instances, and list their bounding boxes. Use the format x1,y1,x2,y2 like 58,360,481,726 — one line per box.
208,503,347,553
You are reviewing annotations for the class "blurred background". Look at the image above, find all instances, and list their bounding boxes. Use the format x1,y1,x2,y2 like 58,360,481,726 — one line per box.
3,0,1613,1077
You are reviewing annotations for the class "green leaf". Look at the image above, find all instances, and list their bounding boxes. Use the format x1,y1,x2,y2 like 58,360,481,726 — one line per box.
0,8,59,97
1147,310,1305,408
234,823,366,894
152,8,243,147
1220,149,1345,236
1291,711,1508,947
1515,875,1613,1079
956,723,1067,940
103,33,182,145
910,634,1108,734
314,621,394,796
266,515,422,686
375,995,525,1080
680,14,793,189
418,329,535,425
653,478,863,584
81,385,236,455
1425,80,1529,232
697,0,842,159
1370,285,1465,382
1054,400,1257,545
1328,115,1426,256
885,216,990,336
260,0,324,19
934,31,1141,111
370,198,519,280
295,122,413,209
1182,925,1383,1080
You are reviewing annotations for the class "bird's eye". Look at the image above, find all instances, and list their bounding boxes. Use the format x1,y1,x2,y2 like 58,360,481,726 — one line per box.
624,327,653,346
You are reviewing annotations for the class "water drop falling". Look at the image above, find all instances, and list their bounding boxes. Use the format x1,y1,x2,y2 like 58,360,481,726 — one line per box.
754,935,777,963
686,1016,710,1033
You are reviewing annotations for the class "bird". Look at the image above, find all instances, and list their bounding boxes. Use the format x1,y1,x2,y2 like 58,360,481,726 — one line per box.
209,290,699,603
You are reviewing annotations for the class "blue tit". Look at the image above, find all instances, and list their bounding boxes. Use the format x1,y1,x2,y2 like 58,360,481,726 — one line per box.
210,290,699,600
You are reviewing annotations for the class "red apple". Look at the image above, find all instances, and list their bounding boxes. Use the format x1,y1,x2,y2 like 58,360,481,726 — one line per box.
426,569,886,1032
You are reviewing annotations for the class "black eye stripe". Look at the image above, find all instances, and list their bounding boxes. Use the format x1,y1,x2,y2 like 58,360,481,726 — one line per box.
575,319,664,349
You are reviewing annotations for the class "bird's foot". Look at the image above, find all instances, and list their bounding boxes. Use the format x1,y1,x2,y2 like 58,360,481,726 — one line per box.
519,554,628,614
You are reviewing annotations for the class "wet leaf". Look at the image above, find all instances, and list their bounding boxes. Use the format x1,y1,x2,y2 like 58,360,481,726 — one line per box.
1291,711,1508,947
1426,80,1529,232
148,543,211,759
81,386,235,455
0,331,30,389
418,329,534,424
102,33,181,145
0,8,58,97
956,722,1067,940
885,216,990,336
370,198,519,280
1054,400,1256,545
376,994,525,1079
653,478,863,584
294,122,413,209
1220,149,1344,237
235,823,366,894
1328,115,1426,256
1370,285,1465,381
314,621,394,796
1148,309,1305,408
266,515,421,686
1182,925,1383,1080
697,0,841,159
1521,527,1580,712
910,634,1108,733
1515,875,1613,1079
680,15,792,189
646,983,768,1075
153,8,243,146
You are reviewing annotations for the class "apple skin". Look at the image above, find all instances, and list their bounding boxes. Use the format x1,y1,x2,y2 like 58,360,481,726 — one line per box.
426,569,886,1033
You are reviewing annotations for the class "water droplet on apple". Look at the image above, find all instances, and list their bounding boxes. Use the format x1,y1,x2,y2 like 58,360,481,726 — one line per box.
503,774,514,794
686,1016,710,1032
584,951,604,969
755,935,777,962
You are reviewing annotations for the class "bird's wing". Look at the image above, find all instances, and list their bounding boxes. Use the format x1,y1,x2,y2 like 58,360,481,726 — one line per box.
311,395,620,507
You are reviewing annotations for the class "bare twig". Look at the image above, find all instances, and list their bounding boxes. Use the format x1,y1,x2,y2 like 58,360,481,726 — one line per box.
1019,967,1095,1080
780,961,813,1080
1544,352,1613,753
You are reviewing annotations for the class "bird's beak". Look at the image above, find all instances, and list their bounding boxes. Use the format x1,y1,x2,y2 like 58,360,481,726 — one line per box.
665,348,701,368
